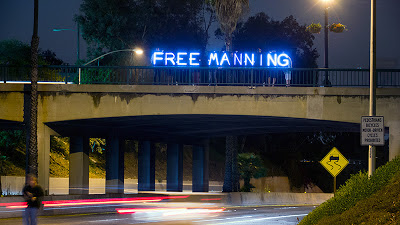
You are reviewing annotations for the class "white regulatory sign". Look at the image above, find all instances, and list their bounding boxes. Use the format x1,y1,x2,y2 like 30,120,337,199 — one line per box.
361,116,384,146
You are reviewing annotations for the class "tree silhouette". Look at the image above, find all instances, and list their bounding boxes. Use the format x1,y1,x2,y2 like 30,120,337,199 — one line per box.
27,0,39,180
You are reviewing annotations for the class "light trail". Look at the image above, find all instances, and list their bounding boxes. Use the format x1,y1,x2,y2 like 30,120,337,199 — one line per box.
2,195,189,209
209,213,309,225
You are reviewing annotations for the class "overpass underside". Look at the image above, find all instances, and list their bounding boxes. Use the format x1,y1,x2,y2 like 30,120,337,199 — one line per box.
43,114,364,195
0,119,24,130
46,114,362,144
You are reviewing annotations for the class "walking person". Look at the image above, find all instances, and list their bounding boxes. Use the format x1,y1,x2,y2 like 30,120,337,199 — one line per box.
22,174,44,225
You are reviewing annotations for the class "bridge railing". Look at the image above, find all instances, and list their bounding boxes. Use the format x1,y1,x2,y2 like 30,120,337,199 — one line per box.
1,65,399,87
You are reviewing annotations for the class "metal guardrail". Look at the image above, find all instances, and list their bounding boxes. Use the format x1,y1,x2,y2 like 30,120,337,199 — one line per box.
1,65,399,87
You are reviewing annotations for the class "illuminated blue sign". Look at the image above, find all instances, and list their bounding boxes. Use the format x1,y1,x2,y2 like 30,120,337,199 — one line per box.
152,51,292,68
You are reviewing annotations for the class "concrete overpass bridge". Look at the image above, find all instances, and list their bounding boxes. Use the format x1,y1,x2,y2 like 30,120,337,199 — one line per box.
1,83,400,195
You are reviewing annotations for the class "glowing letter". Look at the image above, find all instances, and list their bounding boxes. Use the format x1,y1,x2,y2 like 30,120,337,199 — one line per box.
244,53,255,66
176,52,187,66
220,53,231,66
267,53,278,67
165,52,176,66
260,54,263,66
152,52,164,65
277,53,291,67
234,53,242,66
189,52,200,66
208,52,219,66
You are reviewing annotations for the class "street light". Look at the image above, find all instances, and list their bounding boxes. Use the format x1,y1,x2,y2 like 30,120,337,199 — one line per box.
52,23,81,63
83,49,143,66
78,48,144,84
322,0,332,86
369,0,377,177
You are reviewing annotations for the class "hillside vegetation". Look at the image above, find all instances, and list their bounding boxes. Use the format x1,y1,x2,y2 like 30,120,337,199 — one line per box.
300,157,400,225
1,134,225,181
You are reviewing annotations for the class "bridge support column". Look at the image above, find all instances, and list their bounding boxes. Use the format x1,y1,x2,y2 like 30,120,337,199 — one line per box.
106,136,124,194
389,121,400,160
192,143,209,192
37,124,58,195
138,141,155,191
167,143,183,192
69,136,89,195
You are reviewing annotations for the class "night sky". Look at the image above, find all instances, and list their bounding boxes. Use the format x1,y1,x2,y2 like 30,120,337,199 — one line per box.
1,0,399,68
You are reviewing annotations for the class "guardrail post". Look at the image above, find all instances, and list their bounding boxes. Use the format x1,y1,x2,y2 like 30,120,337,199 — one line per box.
189,68,192,85
65,69,68,84
3,67,6,84
251,69,254,87
78,67,81,85
313,70,317,87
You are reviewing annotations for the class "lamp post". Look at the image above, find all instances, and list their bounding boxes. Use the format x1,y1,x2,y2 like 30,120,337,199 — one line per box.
78,48,143,84
53,23,80,63
322,0,332,86
83,49,143,66
369,0,377,177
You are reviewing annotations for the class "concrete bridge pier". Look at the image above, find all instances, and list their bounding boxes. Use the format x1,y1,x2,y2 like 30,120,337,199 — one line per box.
389,121,400,160
37,124,58,195
105,136,124,194
192,142,209,192
138,141,155,191
69,136,89,195
167,143,183,192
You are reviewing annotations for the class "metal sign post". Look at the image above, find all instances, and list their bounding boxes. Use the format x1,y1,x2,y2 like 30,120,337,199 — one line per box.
369,0,377,177
320,147,349,194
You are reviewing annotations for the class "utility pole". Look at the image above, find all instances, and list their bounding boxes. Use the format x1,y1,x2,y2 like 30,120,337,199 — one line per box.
323,4,330,86
324,7,329,70
368,0,377,177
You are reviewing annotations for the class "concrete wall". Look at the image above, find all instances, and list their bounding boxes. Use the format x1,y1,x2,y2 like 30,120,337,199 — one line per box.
1,85,399,124
2,175,323,196
0,176,25,195
226,192,333,206
240,176,291,193
1,176,223,195
239,176,324,193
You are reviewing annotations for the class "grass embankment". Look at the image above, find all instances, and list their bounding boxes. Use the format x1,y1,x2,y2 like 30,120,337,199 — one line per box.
50,136,106,178
2,134,225,182
300,157,400,225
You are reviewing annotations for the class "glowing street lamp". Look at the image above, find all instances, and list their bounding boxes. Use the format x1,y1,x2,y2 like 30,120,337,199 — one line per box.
78,48,144,84
322,0,332,86
83,49,143,66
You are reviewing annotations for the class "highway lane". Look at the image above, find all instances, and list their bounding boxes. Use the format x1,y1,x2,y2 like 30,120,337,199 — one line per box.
0,205,315,225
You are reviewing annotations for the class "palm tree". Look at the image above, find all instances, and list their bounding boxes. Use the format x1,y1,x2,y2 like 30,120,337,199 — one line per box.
27,0,39,178
223,136,233,192
211,0,248,192
210,0,249,51
223,136,240,192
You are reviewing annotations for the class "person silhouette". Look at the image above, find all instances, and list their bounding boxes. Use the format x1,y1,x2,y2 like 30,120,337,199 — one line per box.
22,174,44,225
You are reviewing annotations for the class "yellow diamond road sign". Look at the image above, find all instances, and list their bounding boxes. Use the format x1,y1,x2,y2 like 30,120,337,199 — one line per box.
320,147,349,177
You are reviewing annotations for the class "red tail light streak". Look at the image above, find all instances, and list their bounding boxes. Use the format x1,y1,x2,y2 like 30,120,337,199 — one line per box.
0,195,189,209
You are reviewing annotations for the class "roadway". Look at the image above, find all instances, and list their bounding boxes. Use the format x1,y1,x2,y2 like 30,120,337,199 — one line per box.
0,203,314,225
